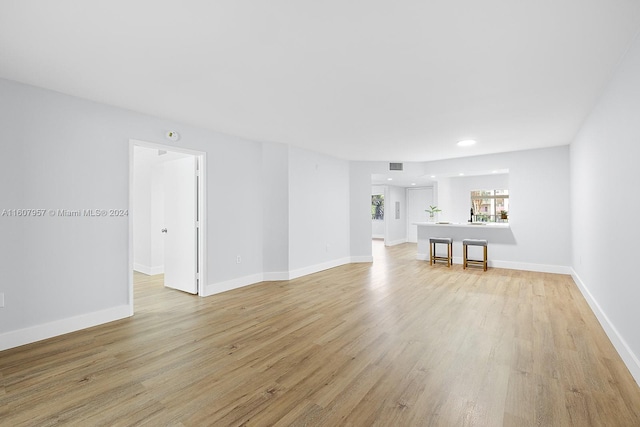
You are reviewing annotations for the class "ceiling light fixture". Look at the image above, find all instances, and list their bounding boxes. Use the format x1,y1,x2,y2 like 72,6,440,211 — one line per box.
411,183,416,186
387,178,393,181
457,139,476,147
459,173,465,176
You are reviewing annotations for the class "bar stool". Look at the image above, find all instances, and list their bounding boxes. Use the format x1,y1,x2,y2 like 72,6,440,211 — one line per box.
429,237,453,267
463,239,488,271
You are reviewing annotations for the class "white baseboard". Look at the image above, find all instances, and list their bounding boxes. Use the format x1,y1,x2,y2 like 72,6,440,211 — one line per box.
416,254,570,274
205,257,364,296
571,269,640,386
385,238,407,247
263,256,373,281
288,257,352,280
0,305,131,352
263,271,289,281
133,263,164,275
490,260,571,274
203,273,264,297
351,255,374,263
372,234,384,239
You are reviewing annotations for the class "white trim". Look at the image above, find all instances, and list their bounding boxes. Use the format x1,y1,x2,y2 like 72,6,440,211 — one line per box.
288,257,351,280
571,269,640,387
372,234,384,239
385,238,407,247
130,138,208,157
489,260,571,274
204,273,264,296
351,255,374,263
128,142,135,316
204,257,361,295
263,272,290,281
133,263,164,276
0,305,131,352
196,153,207,297
416,253,571,274
265,257,374,283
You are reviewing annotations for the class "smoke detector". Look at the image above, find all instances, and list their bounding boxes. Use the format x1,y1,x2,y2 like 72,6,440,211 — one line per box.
165,131,180,141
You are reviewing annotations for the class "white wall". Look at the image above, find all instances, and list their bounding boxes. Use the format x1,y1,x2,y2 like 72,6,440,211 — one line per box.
0,78,265,348
133,149,153,272
385,185,407,245
288,146,350,275
570,33,640,384
206,136,264,292
262,142,290,278
350,162,375,262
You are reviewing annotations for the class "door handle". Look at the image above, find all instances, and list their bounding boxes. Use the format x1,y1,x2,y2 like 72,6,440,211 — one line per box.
161,228,167,233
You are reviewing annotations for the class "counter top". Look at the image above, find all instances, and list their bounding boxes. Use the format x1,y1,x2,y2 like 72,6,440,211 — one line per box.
414,222,510,229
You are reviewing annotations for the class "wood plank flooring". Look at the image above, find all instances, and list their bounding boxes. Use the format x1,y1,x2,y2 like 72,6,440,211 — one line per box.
1,241,639,426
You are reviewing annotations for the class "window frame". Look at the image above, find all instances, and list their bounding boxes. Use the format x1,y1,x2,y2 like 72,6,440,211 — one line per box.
470,189,509,222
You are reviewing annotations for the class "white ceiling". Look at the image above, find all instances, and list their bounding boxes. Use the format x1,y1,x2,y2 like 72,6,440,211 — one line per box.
2,1,640,162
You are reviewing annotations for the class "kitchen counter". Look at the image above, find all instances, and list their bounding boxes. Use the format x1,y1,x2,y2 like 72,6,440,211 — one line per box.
414,222,509,229
415,221,514,265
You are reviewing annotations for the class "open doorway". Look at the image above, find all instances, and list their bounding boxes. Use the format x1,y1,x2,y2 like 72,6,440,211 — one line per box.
371,185,386,244
128,140,206,315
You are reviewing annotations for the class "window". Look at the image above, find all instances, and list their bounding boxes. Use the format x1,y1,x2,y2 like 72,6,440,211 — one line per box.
371,194,384,220
471,189,509,222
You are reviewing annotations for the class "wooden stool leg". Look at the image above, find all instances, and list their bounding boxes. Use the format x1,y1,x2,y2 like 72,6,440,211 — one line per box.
484,246,487,271
429,242,433,265
463,244,467,269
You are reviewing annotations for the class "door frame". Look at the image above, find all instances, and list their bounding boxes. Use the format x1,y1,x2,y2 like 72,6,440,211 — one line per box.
128,139,207,314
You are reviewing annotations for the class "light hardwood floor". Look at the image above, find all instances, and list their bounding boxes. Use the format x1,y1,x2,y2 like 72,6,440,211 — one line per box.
1,241,639,426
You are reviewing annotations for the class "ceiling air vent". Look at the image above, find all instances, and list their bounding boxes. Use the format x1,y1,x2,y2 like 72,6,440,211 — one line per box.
389,162,403,171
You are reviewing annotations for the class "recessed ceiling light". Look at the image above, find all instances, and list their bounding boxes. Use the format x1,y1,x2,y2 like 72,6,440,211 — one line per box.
411,183,416,186
387,178,392,181
492,170,498,173
430,175,436,178
457,139,476,147
459,173,465,176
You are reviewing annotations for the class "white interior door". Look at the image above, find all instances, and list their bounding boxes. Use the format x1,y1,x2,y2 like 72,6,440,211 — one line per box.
407,187,434,243
163,156,198,294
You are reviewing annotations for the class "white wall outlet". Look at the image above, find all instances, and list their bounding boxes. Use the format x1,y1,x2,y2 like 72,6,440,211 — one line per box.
236,255,241,264
0,293,4,308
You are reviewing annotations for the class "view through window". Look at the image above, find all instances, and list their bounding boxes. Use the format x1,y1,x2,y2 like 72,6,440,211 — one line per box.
471,189,509,222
